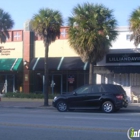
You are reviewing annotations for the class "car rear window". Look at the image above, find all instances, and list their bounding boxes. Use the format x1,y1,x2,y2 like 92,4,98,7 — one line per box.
101,84,125,94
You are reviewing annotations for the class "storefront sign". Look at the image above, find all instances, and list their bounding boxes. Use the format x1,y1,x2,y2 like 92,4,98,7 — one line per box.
0,46,15,55
106,53,140,63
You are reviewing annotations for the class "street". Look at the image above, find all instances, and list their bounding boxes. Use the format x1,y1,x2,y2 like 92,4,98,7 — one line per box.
0,108,140,140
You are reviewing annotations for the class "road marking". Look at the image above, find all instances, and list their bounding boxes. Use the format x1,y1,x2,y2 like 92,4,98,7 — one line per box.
64,116,131,121
0,122,128,132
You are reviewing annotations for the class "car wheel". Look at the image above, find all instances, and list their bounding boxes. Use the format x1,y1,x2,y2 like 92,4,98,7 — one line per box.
56,101,68,112
102,101,114,113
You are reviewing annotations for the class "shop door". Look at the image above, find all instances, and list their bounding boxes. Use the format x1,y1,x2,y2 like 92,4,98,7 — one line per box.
7,75,15,92
0,75,15,93
0,75,5,93
50,75,62,94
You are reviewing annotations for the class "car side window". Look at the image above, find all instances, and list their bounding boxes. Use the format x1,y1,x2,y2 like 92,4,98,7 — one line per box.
100,86,105,92
75,85,91,94
91,85,100,93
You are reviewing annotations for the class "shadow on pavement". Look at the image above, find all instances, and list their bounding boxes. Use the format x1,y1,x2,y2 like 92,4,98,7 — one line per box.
65,108,140,114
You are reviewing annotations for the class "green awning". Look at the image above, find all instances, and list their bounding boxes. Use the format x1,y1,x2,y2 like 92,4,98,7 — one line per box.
0,58,23,71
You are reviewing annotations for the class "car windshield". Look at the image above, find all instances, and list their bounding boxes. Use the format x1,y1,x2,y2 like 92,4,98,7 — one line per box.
74,85,91,94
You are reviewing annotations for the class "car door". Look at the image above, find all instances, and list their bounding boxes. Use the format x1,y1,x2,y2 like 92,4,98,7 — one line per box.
68,85,92,108
84,85,102,108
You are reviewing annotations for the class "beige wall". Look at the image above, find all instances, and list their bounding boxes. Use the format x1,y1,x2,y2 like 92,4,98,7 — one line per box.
35,40,78,57
0,42,23,58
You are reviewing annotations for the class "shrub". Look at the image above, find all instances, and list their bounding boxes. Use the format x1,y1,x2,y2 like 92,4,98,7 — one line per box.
4,92,58,99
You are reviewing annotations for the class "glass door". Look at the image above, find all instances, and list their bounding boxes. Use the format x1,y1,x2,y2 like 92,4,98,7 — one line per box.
0,75,5,93
0,74,15,93
50,74,62,94
7,75,15,92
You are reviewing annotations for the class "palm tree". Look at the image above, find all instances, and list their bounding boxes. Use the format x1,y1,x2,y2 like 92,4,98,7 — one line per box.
31,8,63,106
0,8,14,43
129,6,140,47
68,3,118,84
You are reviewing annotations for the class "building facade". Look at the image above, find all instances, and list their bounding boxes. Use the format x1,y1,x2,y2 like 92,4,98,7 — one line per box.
29,26,89,94
0,30,23,93
95,27,140,102
0,25,140,102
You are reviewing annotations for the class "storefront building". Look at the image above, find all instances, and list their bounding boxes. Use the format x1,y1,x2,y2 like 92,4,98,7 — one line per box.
0,23,89,94
29,26,89,94
0,30,23,93
95,27,140,102
0,25,140,102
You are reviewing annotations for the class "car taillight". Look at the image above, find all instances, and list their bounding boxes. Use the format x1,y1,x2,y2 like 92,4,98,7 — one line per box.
116,95,123,100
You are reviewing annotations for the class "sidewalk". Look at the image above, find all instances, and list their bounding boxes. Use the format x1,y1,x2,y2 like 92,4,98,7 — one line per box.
0,97,140,112
0,97,53,109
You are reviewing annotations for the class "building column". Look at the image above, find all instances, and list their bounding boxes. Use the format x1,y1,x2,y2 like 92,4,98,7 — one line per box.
23,20,33,93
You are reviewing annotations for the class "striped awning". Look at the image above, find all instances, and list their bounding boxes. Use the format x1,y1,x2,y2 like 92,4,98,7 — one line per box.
29,57,89,71
0,58,23,71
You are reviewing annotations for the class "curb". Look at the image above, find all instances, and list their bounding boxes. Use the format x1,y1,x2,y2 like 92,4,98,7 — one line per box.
0,97,53,102
0,106,54,109
0,105,139,112
0,97,140,112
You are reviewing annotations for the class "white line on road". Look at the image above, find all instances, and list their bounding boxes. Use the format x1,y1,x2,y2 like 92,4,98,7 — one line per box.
64,116,131,121
0,122,128,132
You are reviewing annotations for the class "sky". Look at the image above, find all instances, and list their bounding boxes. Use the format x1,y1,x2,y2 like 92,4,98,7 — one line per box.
1,0,140,29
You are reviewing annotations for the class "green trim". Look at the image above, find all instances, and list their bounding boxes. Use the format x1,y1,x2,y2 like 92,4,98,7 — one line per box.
0,58,23,71
12,58,23,71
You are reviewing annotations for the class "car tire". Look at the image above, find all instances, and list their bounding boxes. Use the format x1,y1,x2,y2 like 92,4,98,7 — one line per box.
56,101,68,112
102,101,114,113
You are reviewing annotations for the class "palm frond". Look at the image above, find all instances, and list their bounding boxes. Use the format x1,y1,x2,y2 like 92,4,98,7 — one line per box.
129,6,140,47
0,8,14,43
31,8,63,45
67,3,118,63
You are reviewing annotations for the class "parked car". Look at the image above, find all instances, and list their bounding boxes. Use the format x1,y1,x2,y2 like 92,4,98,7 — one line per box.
52,84,128,113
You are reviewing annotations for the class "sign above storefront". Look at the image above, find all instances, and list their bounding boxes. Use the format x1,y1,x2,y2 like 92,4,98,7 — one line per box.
106,53,140,63
0,45,22,58
0,46,15,55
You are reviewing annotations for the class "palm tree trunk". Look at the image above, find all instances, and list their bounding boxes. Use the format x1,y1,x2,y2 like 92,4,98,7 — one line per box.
89,63,93,84
43,41,49,106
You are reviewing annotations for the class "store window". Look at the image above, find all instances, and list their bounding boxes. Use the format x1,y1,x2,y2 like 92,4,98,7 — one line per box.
131,74,140,86
113,74,130,87
126,34,131,40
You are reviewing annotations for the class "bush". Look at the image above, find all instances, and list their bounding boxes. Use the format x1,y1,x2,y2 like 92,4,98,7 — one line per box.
4,92,59,99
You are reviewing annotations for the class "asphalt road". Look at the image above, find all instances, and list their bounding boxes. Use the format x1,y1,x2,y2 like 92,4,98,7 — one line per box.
0,108,140,140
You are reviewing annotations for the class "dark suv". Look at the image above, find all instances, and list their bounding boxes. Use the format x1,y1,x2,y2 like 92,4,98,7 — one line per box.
52,84,128,113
